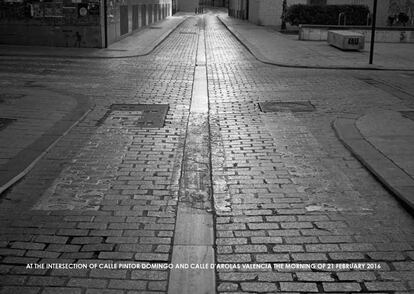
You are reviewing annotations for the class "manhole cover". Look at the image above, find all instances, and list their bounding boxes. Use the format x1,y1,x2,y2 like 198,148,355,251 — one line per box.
400,111,414,122
97,104,169,128
0,118,15,130
259,101,315,113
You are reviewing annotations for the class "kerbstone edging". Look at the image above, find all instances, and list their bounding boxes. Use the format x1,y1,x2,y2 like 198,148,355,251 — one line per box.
0,90,93,195
333,117,414,213
217,15,414,71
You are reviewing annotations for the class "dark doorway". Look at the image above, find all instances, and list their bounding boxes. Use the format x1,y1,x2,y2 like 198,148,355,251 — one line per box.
120,5,128,35
172,0,177,15
141,5,147,27
132,5,139,30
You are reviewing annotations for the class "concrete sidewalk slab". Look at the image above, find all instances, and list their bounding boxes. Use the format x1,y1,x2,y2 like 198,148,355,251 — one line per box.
0,16,186,59
334,110,414,212
218,14,414,71
0,88,93,194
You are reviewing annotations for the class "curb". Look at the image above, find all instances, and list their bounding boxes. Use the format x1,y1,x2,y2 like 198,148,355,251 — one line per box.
333,117,414,213
0,91,94,195
217,16,414,72
0,18,186,60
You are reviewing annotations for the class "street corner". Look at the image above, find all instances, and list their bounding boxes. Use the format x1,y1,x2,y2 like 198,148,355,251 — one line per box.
0,86,93,194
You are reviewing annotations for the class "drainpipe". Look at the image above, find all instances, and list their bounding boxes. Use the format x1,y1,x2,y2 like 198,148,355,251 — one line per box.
104,0,108,48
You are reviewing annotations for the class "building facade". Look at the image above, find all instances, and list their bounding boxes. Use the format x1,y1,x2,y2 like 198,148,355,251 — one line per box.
0,0,173,48
229,0,413,28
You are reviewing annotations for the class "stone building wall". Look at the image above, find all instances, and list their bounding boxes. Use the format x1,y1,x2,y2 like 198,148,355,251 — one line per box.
0,0,172,48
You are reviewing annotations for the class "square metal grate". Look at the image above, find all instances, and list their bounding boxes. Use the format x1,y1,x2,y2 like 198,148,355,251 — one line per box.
259,101,315,113
97,104,169,128
0,118,15,131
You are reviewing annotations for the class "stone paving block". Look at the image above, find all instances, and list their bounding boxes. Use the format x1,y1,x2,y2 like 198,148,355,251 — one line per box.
328,252,365,260
305,244,340,252
0,287,41,294
86,290,123,294
337,271,376,281
280,282,318,292
131,270,168,280
217,283,239,292
25,250,60,258
365,281,408,291
323,282,361,292
0,275,27,285
217,254,252,263
2,256,39,264
234,245,267,253
273,245,304,252
393,261,414,270
379,271,414,281
34,235,69,244
216,238,247,245
240,282,277,292
0,248,26,256
42,288,82,294
11,242,45,250
368,251,406,260
46,244,81,252
71,237,104,244
81,244,114,252
251,237,283,244
27,276,66,286
105,237,138,244
98,252,134,259
108,279,147,290
258,272,293,281
67,278,108,288
296,272,334,281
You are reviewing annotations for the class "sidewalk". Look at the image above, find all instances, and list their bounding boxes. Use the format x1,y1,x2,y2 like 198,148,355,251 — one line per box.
334,110,414,211
218,15,414,70
0,87,92,194
0,15,187,193
0,16,186,59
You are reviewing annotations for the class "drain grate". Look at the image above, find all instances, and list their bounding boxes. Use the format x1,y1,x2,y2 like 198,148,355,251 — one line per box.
400,111,414,122
0,118,15,131
180,31,197,34
259,101,315,113
150,26,162,29
97,104,169,128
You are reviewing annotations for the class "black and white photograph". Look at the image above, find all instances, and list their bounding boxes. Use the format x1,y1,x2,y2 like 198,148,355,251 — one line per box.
0,0,413,293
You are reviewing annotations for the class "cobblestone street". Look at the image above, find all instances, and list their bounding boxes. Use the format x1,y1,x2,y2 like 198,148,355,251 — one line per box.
0,11,414,294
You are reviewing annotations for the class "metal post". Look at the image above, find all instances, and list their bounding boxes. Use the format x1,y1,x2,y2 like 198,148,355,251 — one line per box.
281,0,287,30
103,0,108,48
369,0,377,64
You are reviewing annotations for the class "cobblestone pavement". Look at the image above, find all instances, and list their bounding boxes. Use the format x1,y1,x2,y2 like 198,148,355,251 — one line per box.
0,11,414,294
